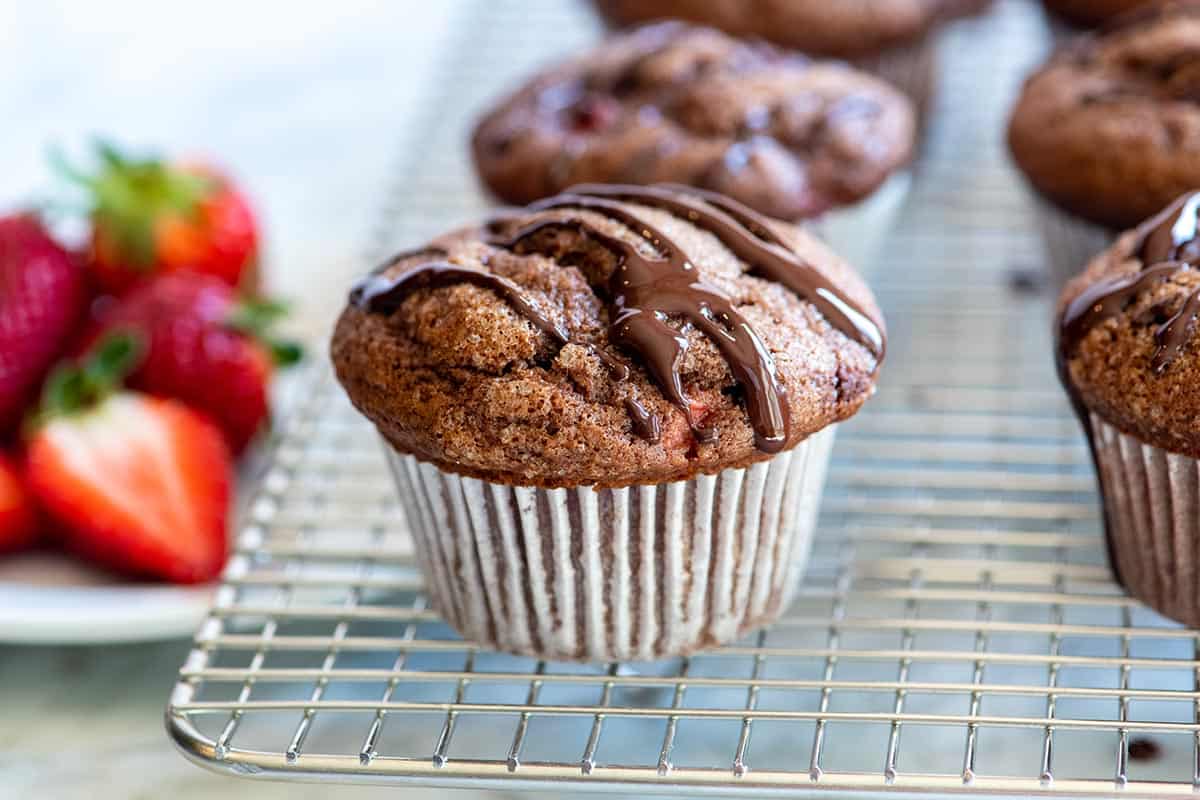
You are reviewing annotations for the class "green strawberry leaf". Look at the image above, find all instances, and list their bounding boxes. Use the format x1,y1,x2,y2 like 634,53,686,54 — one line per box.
35,332,146,424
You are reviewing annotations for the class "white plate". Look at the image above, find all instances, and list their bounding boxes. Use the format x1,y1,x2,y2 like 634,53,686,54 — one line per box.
0,552,214,643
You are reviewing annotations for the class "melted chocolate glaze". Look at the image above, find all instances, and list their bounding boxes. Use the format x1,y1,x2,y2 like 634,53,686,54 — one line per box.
352,184,882,455
497,207,786,452
1056,191,1200,587
351,262,570,344
555,183,886,358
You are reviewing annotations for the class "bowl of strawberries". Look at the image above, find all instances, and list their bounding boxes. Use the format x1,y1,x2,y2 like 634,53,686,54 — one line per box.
0,142,300,643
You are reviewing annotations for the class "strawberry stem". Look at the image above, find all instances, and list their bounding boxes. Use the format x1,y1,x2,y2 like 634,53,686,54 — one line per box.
36,333,145,423
53,140,214,270
228,297,304,367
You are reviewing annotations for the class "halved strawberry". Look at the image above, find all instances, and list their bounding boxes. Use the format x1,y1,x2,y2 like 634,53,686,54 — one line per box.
0,452,40,554
58,141,259,295
25,337,231,583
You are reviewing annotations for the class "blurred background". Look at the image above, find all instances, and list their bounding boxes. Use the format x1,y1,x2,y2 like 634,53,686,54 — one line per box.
0,1,472,334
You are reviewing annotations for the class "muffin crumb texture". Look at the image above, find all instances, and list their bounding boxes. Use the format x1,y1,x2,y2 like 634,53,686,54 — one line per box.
333,186,884,487
1059,192,1200,457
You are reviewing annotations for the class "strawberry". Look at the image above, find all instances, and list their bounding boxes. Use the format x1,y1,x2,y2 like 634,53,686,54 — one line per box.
25,336,231,583
0,452,40,554
59,141,259,295
0,215,88,438
86,273,301,455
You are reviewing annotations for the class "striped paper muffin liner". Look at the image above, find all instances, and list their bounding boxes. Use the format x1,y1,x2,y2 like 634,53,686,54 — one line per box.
1033,194,1115,291
1091,414,1200,627
382,426,836,662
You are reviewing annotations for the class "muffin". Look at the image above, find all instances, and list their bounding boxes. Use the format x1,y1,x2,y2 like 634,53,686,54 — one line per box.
1041,0,1154,27
332,183,885,660
590,0,992,112
473,22,915,270
1057,191,1200,626
1009,1,1200,286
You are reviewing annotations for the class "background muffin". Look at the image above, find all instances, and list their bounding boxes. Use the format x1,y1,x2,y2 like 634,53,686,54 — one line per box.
591,0,990,114
1058,191,1200,626
1041,0,1154,27
592,0,990,58
472,22,915,225
332,184,884,659
1009,1,1200,283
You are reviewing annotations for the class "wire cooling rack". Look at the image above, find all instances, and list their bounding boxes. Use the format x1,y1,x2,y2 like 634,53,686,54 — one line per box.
166,1,1200,796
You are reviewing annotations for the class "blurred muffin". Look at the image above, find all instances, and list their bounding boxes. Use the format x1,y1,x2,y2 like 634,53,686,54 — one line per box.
1058,191,1200,625
332,183,885,660
592,0,990,57
473,22,914,222
1009,1,1200,284
1041,0,1154,27
591,0,992,110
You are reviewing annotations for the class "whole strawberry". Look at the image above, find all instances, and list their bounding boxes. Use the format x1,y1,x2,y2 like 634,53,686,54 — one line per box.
89,272,301,455
0,452,40,555
0,214,88,438
25,336,231,583
62,141,259,295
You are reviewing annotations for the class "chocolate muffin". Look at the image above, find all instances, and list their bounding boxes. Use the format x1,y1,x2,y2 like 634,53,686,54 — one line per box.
1011,2,1200,230
1058,191,1200,626
332,183,885,660
471,22,915,224
1041,0,1153,27
592,0,990,58
1009,1,1200,283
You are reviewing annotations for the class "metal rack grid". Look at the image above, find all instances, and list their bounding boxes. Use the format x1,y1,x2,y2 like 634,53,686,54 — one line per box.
165,1,1200,796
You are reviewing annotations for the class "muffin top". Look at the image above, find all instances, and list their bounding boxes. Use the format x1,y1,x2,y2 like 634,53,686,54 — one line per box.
1041,0,1154,27
471,22,915,222
1059,191,1200,456
1009,1,1200,229
332,184,885,488
592,0,991,58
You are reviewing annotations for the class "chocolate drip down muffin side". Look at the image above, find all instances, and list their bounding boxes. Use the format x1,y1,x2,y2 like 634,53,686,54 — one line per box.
472,22,915,224
332,184,885,660
1058,191,1200,627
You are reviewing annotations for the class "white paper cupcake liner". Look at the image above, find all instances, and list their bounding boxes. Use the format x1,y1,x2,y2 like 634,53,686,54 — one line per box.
383,426,836,662
1033,194,1115,291
1090,414,1200,627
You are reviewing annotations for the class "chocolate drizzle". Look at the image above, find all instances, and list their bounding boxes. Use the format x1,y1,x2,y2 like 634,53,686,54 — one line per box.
352,183,884,455
351,262,570,344
553,183,886,358
497,203,787,452
1059,191,1200,372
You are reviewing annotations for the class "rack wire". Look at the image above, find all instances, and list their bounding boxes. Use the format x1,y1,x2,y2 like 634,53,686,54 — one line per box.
166,1,1200,796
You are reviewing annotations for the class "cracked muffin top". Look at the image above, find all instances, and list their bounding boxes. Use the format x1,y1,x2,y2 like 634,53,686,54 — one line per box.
591,0,991,58
1010,1,1200,228
1059,191,1200,456
332,184,885,488
471,22,915,222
